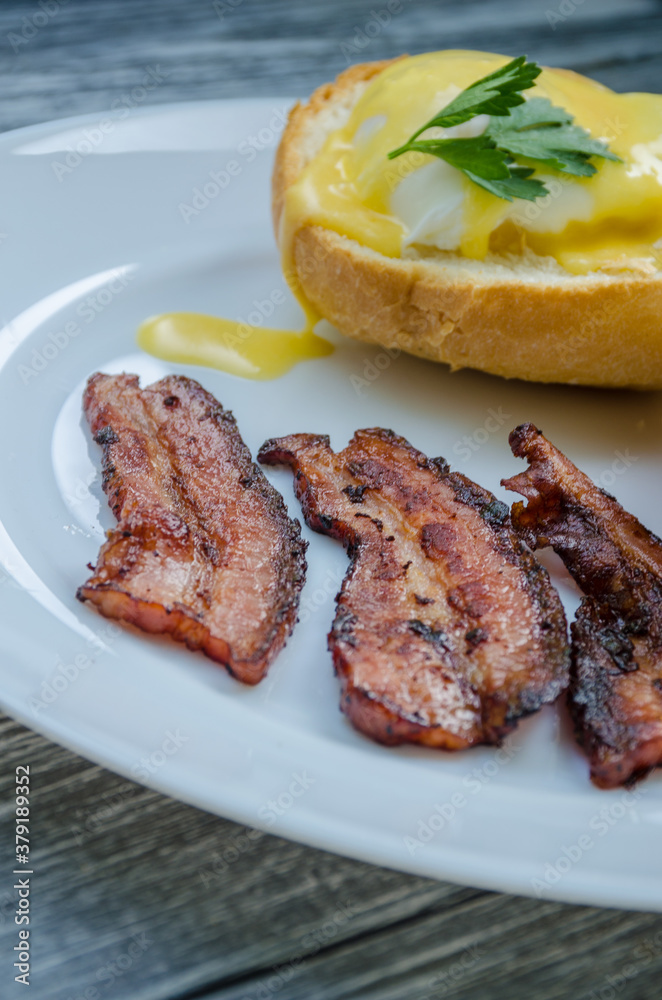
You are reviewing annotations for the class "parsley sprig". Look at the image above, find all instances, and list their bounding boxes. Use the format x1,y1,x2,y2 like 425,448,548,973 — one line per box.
387,56,621,202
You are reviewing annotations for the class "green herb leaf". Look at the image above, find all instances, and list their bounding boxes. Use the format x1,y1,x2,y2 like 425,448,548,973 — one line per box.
402,137,547,203
487,95,574,130
386,60,622,203
465,167,548,203
396,55,541,148
486,97,621,176
402,136,510,178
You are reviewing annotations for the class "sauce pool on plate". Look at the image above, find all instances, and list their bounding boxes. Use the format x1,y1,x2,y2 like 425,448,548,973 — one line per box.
137,312,333,379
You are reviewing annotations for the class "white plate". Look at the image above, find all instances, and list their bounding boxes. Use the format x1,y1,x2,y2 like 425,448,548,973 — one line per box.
1,99,661,912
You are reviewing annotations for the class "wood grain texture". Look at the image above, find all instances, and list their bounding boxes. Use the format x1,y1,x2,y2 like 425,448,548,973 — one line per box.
2,714,662,1000
1,0,662,131
2,1,662,998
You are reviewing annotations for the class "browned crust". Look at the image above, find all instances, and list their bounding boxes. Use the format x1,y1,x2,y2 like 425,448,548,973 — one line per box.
260,428,569,749
273,60,662,389
77,373,307,684
503,422,662,787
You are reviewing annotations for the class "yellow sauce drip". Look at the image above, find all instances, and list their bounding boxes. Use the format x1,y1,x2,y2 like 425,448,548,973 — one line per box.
137,312,332,379
280,49,662,295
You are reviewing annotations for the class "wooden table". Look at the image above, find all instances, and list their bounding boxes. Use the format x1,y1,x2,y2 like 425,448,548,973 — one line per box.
2,1,662,997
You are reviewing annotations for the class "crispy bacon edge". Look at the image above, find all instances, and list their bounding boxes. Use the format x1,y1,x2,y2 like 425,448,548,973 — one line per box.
76,373,307,684
260,427,570,749
503,421,662,788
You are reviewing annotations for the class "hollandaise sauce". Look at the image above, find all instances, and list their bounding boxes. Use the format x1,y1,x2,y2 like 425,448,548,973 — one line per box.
137,312,332,380
140,53,662,374
280,50,662,281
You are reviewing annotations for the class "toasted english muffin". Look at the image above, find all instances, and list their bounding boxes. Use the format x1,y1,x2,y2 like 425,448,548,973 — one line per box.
273,59,662,389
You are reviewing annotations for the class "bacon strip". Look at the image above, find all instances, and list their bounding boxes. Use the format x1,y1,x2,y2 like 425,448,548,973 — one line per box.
503,422,662,787
259,428,568,748
77,373,306,683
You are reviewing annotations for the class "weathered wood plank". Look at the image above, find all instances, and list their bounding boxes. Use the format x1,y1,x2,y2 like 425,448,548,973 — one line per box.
204,897,662,1000
0,715,474,1000
2,712,662,1000
0,0,660,131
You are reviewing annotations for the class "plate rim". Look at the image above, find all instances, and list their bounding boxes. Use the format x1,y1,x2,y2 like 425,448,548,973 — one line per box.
1,98,661,914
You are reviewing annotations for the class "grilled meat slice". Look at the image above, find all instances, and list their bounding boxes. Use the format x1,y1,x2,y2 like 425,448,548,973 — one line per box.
503,422,662,788
77,373,306,683
259,428,568,748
